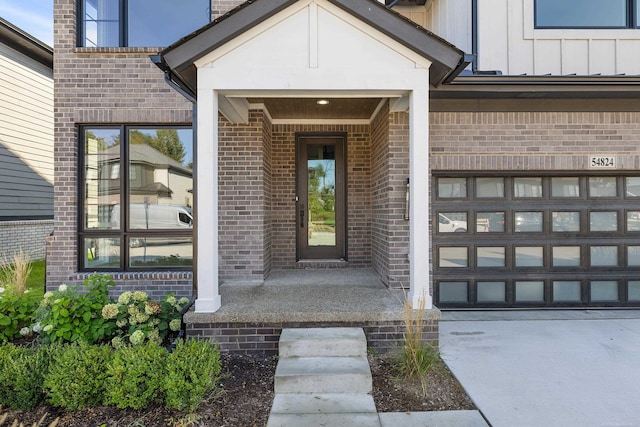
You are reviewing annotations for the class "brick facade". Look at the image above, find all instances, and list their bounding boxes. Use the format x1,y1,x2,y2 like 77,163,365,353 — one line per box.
0,220,54,265
430,111,640,171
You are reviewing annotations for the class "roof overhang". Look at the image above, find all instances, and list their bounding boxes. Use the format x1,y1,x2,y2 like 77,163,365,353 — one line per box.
432,75,640,100
0,18,52,69
153,0,468,100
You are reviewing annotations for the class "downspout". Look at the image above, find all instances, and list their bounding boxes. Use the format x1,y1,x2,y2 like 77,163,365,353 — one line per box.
471,0,478,73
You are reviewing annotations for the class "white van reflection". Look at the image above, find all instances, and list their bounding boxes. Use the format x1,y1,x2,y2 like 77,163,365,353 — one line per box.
111,204,193,247
438,213,467,233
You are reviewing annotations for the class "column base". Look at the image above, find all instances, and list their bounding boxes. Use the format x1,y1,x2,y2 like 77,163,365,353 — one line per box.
195,296,222,313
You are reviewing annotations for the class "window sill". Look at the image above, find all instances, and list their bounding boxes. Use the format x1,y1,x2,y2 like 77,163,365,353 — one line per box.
74,47,164,54
74,271,192,281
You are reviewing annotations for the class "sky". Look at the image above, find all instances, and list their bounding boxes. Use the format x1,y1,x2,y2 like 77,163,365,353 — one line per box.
0,0,53,46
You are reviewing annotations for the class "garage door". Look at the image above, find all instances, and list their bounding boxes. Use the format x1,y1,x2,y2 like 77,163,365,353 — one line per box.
433,174,640,308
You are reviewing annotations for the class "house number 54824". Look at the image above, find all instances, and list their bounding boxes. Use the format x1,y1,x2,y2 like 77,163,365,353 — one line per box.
589,156,616,169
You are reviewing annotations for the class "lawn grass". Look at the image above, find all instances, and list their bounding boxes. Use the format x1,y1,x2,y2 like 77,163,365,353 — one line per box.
26,259,46,297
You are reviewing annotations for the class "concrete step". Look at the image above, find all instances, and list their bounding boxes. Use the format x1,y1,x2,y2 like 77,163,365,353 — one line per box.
271,393,377,414
279,327,367,358
274,356,372,394
266,413,381,427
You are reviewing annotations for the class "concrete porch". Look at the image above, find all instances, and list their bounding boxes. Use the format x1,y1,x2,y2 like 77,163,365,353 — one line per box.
184,268,439,354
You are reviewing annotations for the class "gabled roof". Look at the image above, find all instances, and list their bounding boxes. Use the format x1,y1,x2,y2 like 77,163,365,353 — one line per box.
0,18,52,69
153,0,468,98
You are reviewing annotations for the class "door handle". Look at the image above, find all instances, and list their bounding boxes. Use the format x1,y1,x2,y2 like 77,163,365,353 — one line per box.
300,209,305,228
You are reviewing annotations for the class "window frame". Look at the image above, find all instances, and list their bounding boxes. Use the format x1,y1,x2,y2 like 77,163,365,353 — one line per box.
77,0,212,48
534,0,639,29
78,124,194,272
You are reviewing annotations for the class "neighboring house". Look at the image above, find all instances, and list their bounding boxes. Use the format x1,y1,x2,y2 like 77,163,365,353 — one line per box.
0,18,54,264
50,0,640,348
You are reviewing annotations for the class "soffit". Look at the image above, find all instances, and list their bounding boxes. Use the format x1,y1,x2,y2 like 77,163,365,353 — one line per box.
249,98,382,120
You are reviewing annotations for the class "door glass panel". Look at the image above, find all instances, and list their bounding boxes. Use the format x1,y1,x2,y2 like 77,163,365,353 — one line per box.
591,281,619,302
590,246,618,266
552,246,580,267
552,211,580,232
307,144,336,247
477,281,506,302
553,281,581,302
514,211,543,232
625,177,640,197
628,246,640,266
515,281,544,302
439,282,468,302
438,178,467,198
515,246,544,267
589,177,617,197
551,177,580,197
628,281,640,301
627,211,640,231
477,247,505,267
477,212,504,232
514,177,542,197
476,177,504,198
590,211,617,232
438,213,468,233
439,247,468,268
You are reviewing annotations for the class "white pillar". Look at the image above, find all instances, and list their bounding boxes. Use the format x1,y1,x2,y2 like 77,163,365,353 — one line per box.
408,87,432,309
194,89,221,312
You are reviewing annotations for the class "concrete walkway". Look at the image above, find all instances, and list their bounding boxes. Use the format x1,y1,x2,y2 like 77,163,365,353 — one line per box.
440,310,640,427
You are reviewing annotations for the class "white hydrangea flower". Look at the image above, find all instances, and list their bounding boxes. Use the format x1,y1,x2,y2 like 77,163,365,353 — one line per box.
0,287,5,293
129,330,145,345
43,291,53,299
169,318,181,332
58,284,68,292
32,323,42,333
19,327,30,336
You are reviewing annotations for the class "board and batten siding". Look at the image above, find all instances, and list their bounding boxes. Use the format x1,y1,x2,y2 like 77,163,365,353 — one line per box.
477,0,640,76
0,42,54,219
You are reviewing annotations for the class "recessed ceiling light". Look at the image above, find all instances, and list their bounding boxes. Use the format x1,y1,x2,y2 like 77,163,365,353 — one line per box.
317,99,329,105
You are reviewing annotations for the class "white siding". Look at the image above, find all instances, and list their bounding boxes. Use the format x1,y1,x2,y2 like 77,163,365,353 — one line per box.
0,43,54,218
477,0,640,75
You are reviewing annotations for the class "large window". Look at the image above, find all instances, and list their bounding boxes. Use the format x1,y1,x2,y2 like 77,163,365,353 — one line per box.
80,126,193,271
79,0,211,47
434,175,640,308
535,0,639,28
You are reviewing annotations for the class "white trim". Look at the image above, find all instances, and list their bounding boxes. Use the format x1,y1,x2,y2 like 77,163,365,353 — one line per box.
194,88,221,313
370,99,388,121
271,118,371,125
408,87,432,310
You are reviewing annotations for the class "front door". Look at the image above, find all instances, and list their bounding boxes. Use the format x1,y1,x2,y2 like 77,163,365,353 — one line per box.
296,133,346,260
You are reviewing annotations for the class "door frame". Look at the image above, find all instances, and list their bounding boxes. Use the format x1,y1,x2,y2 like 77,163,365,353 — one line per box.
295,132,347,261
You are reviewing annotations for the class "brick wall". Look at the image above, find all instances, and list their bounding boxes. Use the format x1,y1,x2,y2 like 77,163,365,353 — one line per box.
371,102,391,283
270,124,373,268
187,318,439,355
218,111,269,281
50,0,193,293
0,220,54,264
430,111,640,171
263,115,273,277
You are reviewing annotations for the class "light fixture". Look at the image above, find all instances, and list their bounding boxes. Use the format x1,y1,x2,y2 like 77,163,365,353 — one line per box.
317,99,329,105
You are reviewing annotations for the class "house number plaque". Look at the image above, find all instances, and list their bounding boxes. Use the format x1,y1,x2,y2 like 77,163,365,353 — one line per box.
589,156,616,169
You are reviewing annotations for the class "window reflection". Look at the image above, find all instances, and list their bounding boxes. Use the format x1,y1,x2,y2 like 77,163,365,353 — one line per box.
590,212,617,232
589,177,617,198
515,281,544,302
477,282,506,302
626,177,640,198
591,281,619,302
84,128,121,230
477,212,504,232
627,211,640,231
552,211,580,232
514,177,542,198
628,281,640,302
439,247,468,268
515,247,544,267
129,238,193,268
438,178,467,198
590,246,618,267
439,282,468,302
552,246,581,267
553,281,581,302
515,211,543,232
476,178,504,198
438,213,468,233
84,237,120,269
551,177,580,198
628,246,640,266
477,247,505,267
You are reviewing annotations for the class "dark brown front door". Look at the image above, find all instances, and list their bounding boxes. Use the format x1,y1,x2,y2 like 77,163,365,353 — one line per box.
296,133,346,260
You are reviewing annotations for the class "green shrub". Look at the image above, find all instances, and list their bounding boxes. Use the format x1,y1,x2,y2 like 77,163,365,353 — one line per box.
105,341,166,409
0,288,40,342
0,343,50,410
44,341,111,410
34,275,116,344
164,339,221,411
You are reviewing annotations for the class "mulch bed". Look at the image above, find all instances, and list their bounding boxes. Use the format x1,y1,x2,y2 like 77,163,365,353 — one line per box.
2,353,474,427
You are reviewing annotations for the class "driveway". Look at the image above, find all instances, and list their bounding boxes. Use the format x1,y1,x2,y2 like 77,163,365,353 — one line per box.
440,311,640,427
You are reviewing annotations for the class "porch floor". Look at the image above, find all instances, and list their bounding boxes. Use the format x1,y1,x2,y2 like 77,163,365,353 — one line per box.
185,268,413,324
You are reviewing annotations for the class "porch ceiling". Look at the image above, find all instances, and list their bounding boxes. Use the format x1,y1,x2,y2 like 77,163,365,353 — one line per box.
249,97,383,120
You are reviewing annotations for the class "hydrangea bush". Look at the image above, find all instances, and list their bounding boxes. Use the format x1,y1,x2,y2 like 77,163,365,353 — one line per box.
101,291,188,347
0,286,40,342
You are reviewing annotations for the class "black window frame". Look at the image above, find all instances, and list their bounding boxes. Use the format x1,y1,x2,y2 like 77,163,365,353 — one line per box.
534,0,640,29
77,0,212,48
78,124,194,272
